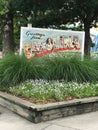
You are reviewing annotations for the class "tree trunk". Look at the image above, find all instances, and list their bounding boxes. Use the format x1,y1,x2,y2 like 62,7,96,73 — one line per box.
84,22,92,56
2,12,14,56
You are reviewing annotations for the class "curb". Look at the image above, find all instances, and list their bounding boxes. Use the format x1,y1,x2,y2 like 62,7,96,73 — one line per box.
0,91,98,123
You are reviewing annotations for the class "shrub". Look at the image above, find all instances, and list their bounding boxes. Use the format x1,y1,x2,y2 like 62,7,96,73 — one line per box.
43,55,98,83
0,54,43,87
0,54,98,89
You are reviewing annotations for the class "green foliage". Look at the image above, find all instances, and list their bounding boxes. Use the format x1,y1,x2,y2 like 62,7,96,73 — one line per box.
43,54,98,83
0,54,36,87
9,81,98,103
0,0,9,15
0,54,98,89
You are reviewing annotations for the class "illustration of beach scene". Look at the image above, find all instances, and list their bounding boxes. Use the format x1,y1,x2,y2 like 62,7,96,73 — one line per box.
20,27,85,59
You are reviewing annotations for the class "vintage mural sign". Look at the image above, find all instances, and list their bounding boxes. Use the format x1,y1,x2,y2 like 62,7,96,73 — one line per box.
20,27,85,59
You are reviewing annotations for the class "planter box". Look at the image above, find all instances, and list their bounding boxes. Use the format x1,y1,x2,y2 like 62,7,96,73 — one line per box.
0,91,98,123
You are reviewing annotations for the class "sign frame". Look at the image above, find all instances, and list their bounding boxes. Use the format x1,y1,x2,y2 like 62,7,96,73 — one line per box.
20,27,85,59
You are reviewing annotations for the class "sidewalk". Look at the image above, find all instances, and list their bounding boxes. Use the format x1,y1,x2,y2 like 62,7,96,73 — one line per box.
0,105,98,130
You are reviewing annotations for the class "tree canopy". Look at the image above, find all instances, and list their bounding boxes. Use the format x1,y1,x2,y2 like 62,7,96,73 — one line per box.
0,0,98,56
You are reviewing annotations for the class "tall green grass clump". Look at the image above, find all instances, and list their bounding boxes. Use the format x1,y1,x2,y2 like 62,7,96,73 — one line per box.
0,54,44,88
91,58,98,71
0,53,98,89
44,55,98,83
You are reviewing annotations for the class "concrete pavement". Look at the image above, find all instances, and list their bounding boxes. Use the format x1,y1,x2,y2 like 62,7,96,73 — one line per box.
0,105,98,130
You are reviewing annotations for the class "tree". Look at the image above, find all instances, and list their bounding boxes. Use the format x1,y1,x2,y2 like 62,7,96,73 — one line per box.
61,0,98,56
0,0,17,54
47,0,98,56
65,0,98,56
32,0,98,56
0,0,34,55
1,0,98,56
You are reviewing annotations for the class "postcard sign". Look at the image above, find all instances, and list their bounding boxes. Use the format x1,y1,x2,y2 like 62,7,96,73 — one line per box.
20,27,85,59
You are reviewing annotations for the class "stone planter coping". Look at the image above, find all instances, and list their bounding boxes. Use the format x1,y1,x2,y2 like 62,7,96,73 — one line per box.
0,91,98,123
